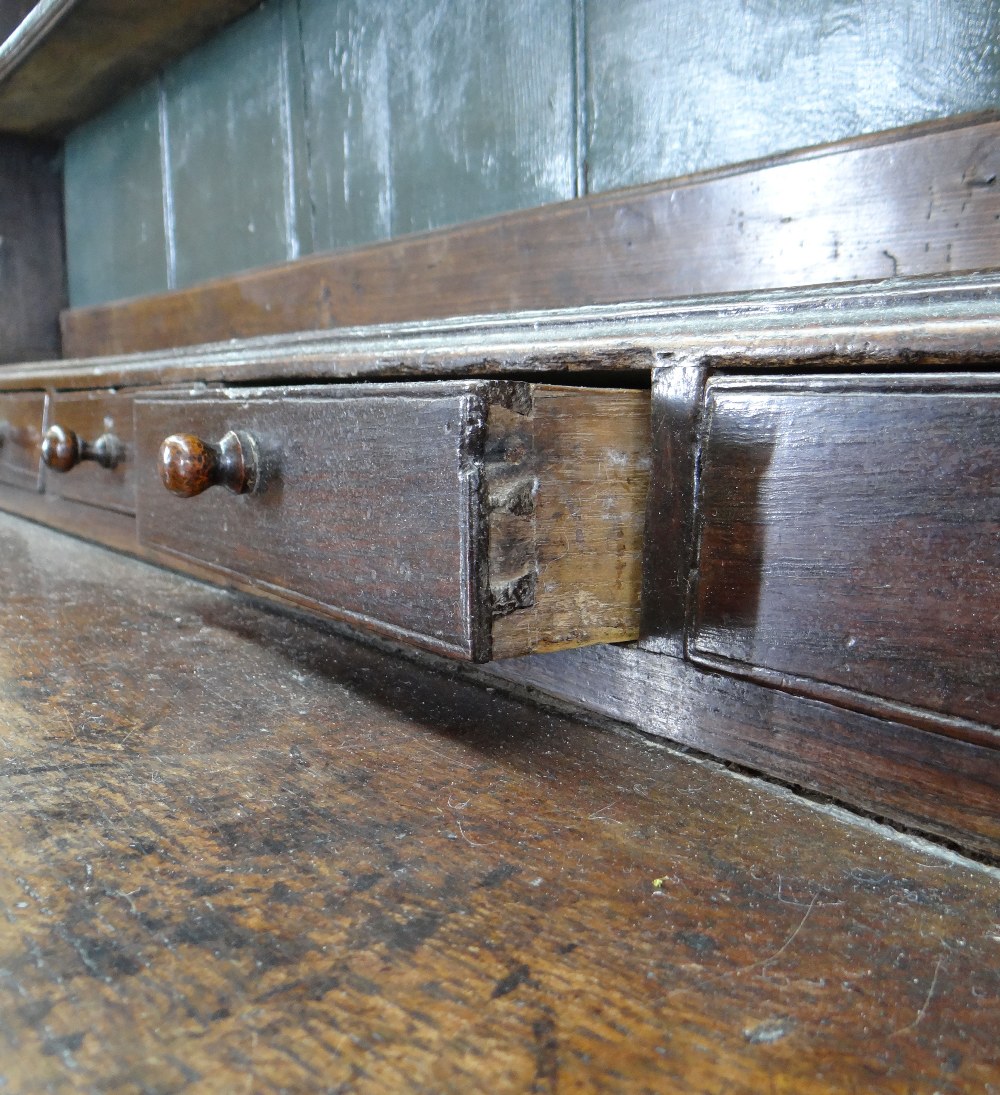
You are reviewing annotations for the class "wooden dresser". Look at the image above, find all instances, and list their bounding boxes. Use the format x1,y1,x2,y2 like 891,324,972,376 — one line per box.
0,273,997,858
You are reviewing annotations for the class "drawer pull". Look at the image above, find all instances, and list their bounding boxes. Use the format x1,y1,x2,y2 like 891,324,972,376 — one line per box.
42,425,124,472
158,431,258,498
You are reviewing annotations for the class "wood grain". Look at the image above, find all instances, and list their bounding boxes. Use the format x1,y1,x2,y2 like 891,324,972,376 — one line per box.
692,374,1000,734
162,2,309,290
639,364,707,656
60,115,1000,358
0,271,985,394
490,386,650,657
0,0,264,138
0,509,998,1092
585,0,1000,190
62,81,169,308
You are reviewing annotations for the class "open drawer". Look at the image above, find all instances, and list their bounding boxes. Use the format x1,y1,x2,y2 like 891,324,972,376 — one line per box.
135,381,650,661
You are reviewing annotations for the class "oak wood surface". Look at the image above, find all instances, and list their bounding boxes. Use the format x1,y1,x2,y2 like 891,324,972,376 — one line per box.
0,509,998,1093
489,387,650,658
59,115,1000,359
0,0,264,138
135,384,488,660
692,374,1000,735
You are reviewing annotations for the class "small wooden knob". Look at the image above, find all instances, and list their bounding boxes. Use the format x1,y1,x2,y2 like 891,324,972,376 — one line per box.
42,424,80,472
42,425,124,472
158,431,258,498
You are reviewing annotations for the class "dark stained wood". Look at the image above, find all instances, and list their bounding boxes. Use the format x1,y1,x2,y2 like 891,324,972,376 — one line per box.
0,389,44,490
639,364,707,656
4,277,1000,851
0,136,64,363
486,643,1000,858
42,388,135,514
1,509,999,1092
0,270,993,395
136,383,489,660
0,0,265,138
691,374,1000,736
135,382,648,661
60,114,1000,359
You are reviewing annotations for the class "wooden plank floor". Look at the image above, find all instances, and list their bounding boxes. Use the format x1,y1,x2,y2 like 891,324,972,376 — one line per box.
0,512,997,1093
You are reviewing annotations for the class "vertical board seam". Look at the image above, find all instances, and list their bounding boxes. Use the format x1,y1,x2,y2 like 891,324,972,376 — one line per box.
157,75,177,291
572,0,588,197
291,0,318,252
278,0,300,261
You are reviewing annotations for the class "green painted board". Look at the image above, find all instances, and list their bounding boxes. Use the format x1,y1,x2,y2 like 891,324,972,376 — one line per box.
585,0,1000,192
63,80,168,308
164,0,310,289
389,0,576,236
298,0,394,252
300,0,576,250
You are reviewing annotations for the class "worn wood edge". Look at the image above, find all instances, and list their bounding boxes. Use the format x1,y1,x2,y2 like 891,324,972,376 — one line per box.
0,0,265,137
483,646,1000,858
490,387,650,658
59,114,1000,357
639,365,708,656
1,271,997,392
0,0,77,83
690,649,1000,752
136,540,479,662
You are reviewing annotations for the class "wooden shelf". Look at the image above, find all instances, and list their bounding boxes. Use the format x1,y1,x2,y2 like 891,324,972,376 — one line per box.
0,0,262,137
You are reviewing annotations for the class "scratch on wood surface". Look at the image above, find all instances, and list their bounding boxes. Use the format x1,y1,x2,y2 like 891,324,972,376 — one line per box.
456,819,496,848
892,951,946,1038
735,891,819,976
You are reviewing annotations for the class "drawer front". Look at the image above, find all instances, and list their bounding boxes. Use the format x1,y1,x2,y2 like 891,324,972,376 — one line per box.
0,391,45,491
44,390,136,514
137,386,488,658
692,375,1000,727
135,382,649,661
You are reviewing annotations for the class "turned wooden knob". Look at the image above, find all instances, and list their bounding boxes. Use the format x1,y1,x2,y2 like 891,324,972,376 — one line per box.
158,431,258,497
42,425,124,472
